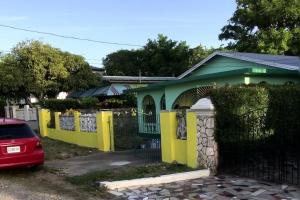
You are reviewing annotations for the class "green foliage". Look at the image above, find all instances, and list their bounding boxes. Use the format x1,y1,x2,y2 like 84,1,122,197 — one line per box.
102,49,143,76
219,0,300,55
104,34,215,76
0,40,101,100
80,97,99,109
40,96,135,111
211,85,269,142
40,99,81,112
97,98,127,109
188,45,215,66
211,85,269,116
0,54,25,99
266,85,300,137
141,34,190,76
210,85,300,143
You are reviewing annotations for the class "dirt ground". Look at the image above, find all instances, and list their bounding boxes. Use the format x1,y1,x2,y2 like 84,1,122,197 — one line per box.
0,151,146,200
0,168,105,200
46,151,146,176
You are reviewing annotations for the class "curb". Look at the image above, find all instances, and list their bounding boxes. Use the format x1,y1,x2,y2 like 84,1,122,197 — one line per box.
100,169,210,190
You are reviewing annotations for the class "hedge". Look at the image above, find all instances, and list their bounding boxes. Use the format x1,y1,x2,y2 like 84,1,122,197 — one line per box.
40,99,82,112
40,95,136,111
210,84,300,143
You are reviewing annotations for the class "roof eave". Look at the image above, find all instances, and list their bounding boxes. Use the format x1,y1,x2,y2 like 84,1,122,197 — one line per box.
178,51,299,79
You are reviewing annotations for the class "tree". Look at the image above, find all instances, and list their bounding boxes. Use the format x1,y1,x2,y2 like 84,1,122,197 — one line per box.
1,40,101,100
141,34,190,76
60,51,101,92
103,49,143,76
104,34,200,77
188,45,215,66
219,0,300,56
0,54,25,99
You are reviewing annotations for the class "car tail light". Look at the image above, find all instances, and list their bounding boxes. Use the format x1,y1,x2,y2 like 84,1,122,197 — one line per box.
36,141,42,148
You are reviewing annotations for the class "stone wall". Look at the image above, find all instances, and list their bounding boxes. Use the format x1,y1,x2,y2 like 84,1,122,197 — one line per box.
196,113,218,174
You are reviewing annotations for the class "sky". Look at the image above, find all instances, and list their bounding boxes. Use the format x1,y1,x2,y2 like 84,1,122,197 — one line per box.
0,0,236,68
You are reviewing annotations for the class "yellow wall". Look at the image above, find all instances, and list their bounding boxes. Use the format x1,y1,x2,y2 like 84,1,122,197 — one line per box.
47,128,99,148
38,109,114,152
38,109,50,137
160,111,198,168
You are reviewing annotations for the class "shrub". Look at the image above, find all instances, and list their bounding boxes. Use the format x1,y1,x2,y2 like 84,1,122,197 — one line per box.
40,96,135,111
98,98,127,109
210,84,300,143
80,97,99,109
40,99,81,112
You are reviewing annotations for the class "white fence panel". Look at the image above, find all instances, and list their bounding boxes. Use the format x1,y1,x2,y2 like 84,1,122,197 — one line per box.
80,114,97,132
15,109,25,120
59,115,75,131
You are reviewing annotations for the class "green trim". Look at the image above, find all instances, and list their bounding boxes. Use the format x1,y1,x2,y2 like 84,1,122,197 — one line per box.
129,68,299,93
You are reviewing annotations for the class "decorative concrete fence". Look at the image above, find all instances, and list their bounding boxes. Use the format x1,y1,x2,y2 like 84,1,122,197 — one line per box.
39,109,114,152
80,114,97,132
59,115,75,131
160,98,218,173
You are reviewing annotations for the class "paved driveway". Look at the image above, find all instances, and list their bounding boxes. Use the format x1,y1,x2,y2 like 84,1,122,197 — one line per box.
112,175,300,199
46,151,147,176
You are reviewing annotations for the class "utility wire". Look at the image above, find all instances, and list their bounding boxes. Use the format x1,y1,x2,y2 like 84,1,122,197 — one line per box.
0,24,143,47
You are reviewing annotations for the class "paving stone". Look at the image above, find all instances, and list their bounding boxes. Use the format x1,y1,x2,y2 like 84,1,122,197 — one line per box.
108,176,300,200
251,189,266,196
128,195,139,199
174,188,183,192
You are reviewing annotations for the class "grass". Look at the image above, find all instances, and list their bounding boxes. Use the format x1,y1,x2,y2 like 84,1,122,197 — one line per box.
66,163,193,190
41,137,97,161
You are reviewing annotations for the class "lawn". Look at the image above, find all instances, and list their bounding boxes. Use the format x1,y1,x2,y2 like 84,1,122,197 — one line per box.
41,137,97,161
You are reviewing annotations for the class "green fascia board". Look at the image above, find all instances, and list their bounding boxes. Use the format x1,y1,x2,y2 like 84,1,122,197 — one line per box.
129,68,299,93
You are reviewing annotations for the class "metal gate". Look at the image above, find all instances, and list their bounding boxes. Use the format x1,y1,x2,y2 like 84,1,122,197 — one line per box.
217,109,300,185
113,110,161,163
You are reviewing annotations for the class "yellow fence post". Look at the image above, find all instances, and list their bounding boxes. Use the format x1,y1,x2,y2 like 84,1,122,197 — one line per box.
186,111,198,168
54,112,61,131
96,111,113,152
74,111,81,132
38,109,50,137
160,111,177,163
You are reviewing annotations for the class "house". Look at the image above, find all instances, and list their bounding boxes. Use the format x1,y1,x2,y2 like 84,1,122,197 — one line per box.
131,52,300,136
67,75,177,99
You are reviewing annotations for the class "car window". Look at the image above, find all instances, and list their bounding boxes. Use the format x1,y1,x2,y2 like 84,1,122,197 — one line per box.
0,124,36,140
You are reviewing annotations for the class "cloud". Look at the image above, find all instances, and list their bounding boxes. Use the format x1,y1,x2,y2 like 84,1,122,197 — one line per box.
0,16,30,22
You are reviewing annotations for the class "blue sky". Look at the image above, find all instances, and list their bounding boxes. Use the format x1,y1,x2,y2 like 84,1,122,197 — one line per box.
0,0,236,68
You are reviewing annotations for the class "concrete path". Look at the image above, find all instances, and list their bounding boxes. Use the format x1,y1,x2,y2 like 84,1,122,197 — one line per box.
46,151,146,176
111,175,300,199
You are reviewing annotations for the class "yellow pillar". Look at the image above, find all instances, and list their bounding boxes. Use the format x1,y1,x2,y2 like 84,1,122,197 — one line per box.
74,111,81,132
186,111,198,168
54,112,61,131
160,111,177,163
38,109,50,137
96,111,114,152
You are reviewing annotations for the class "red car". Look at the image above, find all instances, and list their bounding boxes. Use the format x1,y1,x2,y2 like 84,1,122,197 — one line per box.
0,118,44,169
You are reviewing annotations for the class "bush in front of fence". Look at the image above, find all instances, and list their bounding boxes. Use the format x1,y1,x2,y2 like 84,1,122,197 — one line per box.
40,99,82,112
210,84,300,143
40,95,136,112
